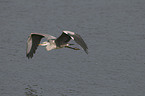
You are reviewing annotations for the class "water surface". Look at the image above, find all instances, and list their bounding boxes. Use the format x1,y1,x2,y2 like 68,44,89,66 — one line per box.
0,0,145,96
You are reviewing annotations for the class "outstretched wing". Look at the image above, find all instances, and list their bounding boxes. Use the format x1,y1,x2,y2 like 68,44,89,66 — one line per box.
63,31,88,54
26,33,56,58
55,32,71,47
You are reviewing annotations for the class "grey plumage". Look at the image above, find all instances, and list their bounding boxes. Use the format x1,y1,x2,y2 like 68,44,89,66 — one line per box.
26,31,88,58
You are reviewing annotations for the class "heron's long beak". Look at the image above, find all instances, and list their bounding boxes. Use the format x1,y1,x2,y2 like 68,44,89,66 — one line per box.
38,43,47,46
38,44,43,45
38,42,47,46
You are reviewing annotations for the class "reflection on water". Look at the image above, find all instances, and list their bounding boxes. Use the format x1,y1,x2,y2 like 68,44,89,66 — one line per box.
25,85,43,96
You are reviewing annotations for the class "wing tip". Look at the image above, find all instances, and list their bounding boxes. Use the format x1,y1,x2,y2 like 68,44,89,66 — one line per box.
84,48,88,54
26,53,33,59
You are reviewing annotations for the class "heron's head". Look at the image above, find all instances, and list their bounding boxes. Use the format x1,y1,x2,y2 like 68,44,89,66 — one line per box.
38,41,49,46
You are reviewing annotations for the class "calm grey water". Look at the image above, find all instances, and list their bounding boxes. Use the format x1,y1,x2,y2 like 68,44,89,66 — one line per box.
0,0,145,96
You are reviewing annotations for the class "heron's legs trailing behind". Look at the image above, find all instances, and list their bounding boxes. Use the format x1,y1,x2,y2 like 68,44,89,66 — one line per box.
65,46,80,50
68,43,75,45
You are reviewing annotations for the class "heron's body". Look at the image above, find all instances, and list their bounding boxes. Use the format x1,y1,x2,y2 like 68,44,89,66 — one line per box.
26,31,88,58
44,40,57,51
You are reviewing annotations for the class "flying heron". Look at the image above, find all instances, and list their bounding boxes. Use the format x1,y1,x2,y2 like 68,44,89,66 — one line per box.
26,31,88,58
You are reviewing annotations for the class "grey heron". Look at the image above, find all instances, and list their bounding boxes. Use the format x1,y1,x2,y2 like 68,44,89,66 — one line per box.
26,31,88,58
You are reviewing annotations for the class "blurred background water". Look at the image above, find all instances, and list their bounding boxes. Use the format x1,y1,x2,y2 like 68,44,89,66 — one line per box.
0,0,145,96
